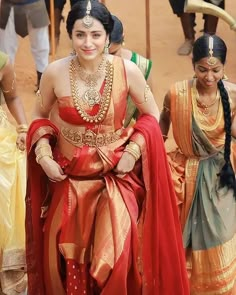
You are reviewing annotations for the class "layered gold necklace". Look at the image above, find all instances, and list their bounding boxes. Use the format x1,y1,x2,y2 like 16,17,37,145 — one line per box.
70,57,113,123
76,56,105,107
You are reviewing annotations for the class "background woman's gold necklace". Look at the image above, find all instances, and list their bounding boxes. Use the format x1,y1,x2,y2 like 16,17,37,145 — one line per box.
76,56,105,107
192,79,223,131
196,91,220,116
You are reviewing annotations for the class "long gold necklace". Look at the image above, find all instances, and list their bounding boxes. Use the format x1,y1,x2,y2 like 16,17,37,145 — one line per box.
76,56,106,107
70,58,113,123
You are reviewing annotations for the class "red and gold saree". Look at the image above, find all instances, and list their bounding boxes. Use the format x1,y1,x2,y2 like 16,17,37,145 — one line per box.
26,57,189,295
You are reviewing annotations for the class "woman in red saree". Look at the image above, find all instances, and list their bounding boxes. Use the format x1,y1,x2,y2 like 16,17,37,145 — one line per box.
25,1,189,294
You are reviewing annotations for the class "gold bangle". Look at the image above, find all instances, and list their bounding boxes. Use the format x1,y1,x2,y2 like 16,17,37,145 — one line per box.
36,153,53,164
35,144,53,164
16,124,28,133
124,141,141,161
35,143,51,152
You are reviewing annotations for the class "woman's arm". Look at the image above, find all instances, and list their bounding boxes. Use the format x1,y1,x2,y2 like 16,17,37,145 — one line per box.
1,57,27,125
124,59,160,121
32,63,58,120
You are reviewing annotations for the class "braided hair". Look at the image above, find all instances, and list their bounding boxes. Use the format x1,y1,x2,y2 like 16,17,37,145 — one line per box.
192,34,236,197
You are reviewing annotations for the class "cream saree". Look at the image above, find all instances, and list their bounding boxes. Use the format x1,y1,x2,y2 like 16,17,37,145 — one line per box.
0,51,27,294
168,79,236,295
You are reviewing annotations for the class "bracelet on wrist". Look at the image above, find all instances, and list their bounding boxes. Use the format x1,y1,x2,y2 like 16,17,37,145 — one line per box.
35,143,53,164
16,124,28,134
124,141,141,161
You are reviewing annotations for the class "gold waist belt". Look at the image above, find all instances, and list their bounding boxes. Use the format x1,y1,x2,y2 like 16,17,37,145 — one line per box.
61,127,122,147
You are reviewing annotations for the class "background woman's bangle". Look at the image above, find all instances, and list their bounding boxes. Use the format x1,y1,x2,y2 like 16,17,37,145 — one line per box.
16,124,28,133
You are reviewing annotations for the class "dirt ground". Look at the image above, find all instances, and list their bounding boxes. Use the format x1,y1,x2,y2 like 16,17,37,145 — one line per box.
9,0,236,148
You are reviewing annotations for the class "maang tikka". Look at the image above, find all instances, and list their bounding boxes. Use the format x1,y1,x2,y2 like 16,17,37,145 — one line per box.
82,0,93,28
207,36,217,66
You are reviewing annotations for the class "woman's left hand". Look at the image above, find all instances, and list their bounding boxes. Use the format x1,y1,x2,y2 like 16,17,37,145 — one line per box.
16,132,27,151
114,151,136,177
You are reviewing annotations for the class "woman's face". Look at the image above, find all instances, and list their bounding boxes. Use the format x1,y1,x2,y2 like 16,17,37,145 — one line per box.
194,57,224,89
71,17,107,61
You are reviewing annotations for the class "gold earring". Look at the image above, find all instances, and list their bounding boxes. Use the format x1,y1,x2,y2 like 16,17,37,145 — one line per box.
70,49,76,56
193,74,197,78
104,40,109,54
222,73,228,80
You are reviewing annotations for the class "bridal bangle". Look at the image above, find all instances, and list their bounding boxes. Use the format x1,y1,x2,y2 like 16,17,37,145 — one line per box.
124,141,141,161
35,143,53,164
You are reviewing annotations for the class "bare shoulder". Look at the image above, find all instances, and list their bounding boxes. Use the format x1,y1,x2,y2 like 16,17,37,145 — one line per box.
123,58,141,74
44,56,73,77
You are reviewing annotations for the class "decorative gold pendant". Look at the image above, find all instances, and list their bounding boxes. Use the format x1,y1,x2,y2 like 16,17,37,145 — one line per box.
83,88,101,106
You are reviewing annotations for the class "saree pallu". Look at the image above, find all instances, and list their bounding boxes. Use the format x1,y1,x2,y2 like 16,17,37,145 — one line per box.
168,80,236,294
0,106,27,294
25,116,189,295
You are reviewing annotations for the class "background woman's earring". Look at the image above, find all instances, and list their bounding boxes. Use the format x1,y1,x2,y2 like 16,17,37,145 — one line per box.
222,74,228,80
193,74,197,78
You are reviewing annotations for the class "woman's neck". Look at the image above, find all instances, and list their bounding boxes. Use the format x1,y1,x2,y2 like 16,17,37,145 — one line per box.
77,55,105,74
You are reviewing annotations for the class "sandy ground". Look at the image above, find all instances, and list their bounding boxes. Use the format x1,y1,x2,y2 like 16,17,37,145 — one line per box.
8,0,236,148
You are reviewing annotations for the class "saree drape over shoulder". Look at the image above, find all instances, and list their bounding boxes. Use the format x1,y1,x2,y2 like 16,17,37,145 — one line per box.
0,52,27,294
168,79,236,295
26,57,189,295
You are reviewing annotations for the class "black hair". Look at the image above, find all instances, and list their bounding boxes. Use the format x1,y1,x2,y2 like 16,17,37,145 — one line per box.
193,35,236,197
66,0,114,39
110,15,124,44
192,34,227,65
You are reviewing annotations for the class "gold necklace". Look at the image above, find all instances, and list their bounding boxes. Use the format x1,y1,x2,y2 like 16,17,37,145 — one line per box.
70,58,113,123
192,80,223,131
76,56,105,107
193,80,220,116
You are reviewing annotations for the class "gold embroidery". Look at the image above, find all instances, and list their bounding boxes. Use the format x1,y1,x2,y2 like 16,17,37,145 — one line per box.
61,127,121,147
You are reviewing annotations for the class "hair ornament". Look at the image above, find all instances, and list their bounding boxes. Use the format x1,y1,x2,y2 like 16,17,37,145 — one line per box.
82,0,93,28
207,36,217,66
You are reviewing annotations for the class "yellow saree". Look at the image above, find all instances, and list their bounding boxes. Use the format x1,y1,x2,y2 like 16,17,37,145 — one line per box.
0,52,27,294
168,79,236,295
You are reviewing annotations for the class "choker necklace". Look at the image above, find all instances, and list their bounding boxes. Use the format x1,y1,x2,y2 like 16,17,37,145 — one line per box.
70,58,113,123
196,92,219,116
193,80,220,116
76,56,106,107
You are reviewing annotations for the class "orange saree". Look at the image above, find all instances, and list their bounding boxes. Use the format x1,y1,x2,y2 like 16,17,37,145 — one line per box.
168,79,236,295
25,57,189,295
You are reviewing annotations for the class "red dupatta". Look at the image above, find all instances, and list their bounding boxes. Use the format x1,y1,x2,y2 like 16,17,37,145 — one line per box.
26,119,59,295
134,115,189,294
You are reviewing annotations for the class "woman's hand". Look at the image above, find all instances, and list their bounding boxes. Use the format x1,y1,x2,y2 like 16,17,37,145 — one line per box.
16,132,27,151
114,151,136,177
38,156,67,182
